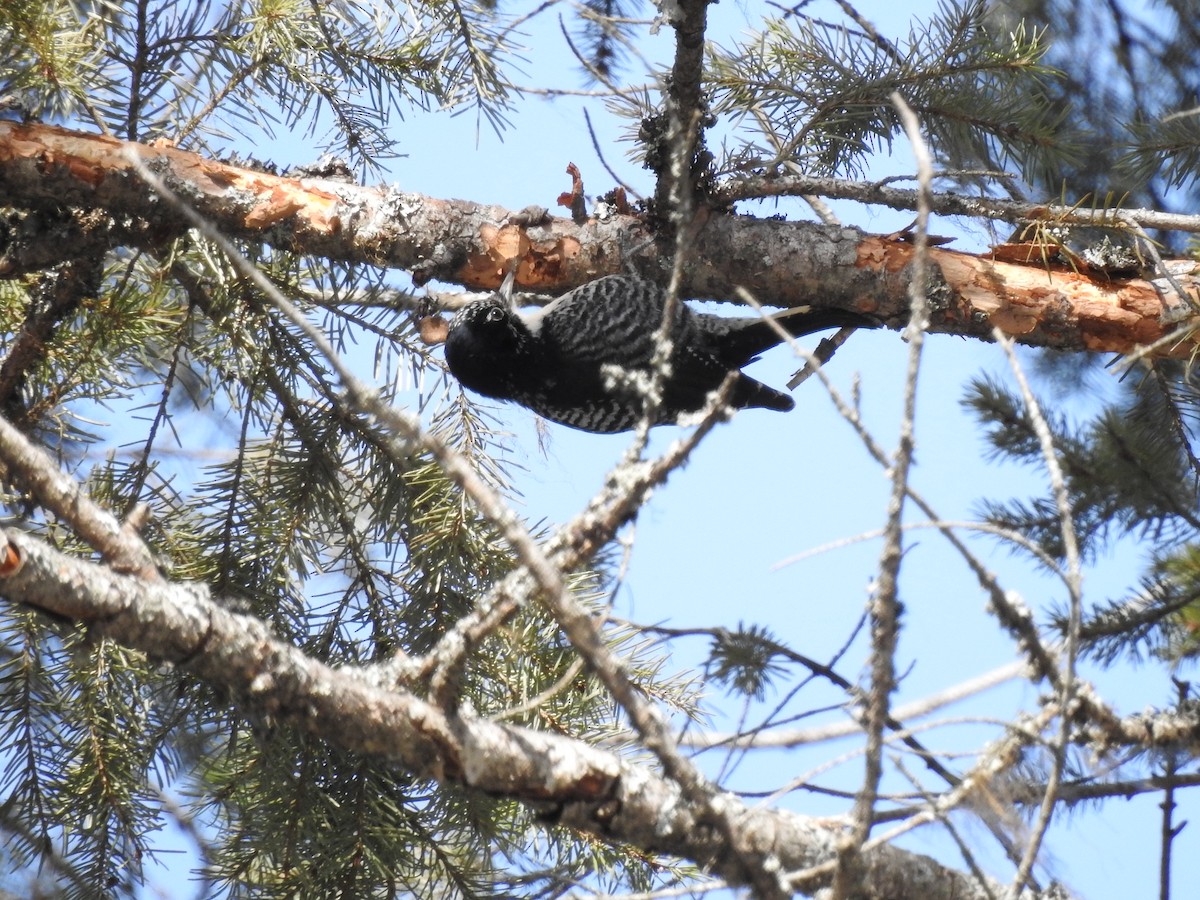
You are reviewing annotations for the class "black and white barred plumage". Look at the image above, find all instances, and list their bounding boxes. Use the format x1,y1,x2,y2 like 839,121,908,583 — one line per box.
444,274,872,433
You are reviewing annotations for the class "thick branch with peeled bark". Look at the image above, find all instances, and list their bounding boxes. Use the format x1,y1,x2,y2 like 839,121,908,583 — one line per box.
0,526,1059,900
0,121,1195,357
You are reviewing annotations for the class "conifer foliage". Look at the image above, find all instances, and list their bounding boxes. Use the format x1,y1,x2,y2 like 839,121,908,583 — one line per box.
0,1,1196,899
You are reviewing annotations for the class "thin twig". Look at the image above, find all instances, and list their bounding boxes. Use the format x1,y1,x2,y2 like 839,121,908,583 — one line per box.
489,655,586,722
994,329,1084,898
895,758,1000,900
832,89,933,899
857,706,1059,891
584,107,642,199
1159,679,1189,900
1113,211,1198,313
713,173,1200,235
774,519,1065,579
678,660,1027,749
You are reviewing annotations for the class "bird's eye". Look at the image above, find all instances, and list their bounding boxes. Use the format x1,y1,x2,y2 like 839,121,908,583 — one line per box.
485,308,505,323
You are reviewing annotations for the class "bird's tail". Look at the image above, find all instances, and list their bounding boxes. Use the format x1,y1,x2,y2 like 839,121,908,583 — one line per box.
731,375,796,412
719,305,878,364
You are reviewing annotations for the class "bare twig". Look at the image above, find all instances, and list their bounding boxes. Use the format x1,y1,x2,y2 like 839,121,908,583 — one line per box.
680,660,1027,749
832,90,933,899
856,706,1059,885
775,519,1065,579
993,329,1084,898
1159,679,1189,900
584,107,642,199
713,173,1200,235
895,758,1001,900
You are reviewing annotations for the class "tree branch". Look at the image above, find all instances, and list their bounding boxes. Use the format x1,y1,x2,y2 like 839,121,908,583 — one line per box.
0,122,1195,357
0,415,159,578
0,526,1063,900
713,172,1200,235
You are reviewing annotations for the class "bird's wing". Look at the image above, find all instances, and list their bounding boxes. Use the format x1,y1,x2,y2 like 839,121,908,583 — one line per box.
699,306,877,365
655,343,776,411
532,276,671,364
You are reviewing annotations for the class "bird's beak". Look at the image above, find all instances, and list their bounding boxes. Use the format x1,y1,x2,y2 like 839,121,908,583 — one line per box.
499,264,517,308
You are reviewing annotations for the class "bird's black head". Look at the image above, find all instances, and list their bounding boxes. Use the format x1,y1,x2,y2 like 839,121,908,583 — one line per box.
444,296,536,400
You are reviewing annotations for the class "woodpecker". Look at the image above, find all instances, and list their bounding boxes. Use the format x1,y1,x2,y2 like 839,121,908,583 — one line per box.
444,274,873,433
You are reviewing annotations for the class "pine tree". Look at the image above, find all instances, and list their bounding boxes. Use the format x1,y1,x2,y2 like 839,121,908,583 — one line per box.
0,1,1195,899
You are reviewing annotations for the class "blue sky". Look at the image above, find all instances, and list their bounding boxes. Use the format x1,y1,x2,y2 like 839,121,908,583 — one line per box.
137,1,1193,897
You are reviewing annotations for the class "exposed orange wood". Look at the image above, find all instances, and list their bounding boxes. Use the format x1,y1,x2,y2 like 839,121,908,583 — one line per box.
857,235,1198,356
